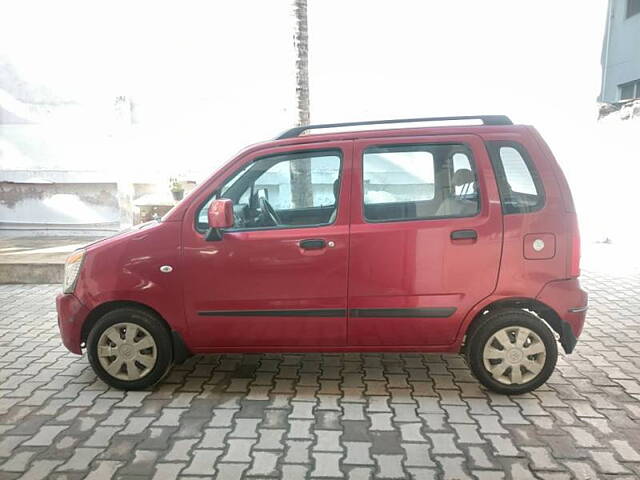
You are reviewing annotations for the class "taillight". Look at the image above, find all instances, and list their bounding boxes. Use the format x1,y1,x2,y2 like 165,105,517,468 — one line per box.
569,222,581,278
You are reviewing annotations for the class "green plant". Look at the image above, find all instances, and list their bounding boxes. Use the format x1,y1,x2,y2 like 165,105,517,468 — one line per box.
169,177,183,193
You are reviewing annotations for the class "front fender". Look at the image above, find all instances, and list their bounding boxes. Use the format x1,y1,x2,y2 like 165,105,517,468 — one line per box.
74,221,188,340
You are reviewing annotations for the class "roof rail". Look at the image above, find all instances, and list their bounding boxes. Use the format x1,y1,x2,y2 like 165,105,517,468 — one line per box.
276,115,513,140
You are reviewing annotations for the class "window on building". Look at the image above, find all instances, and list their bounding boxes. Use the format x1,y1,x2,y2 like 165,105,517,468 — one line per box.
619,80,640,100
627,0,640,18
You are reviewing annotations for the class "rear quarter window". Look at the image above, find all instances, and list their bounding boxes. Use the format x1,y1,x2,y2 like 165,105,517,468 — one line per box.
487,141,544,214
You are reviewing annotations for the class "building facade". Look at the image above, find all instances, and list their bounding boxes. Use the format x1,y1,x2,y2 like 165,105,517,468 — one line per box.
600,0,640,103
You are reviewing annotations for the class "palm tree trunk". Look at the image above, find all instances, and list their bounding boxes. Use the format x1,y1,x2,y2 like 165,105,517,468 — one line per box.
290,0,313,208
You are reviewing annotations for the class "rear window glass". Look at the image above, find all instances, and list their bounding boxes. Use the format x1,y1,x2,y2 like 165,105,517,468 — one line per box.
488,142,544,214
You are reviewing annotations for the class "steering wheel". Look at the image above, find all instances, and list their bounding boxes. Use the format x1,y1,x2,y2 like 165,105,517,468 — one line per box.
259,197,281,226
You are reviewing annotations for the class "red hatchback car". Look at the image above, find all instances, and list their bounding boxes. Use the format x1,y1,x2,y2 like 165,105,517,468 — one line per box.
56,115,587,394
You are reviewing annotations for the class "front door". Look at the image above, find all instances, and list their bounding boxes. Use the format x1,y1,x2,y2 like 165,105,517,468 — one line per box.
347,134,503,347
182,141,352,348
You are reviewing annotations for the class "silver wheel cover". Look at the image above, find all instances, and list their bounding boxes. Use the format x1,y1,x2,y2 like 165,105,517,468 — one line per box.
97,322,158,381
482,326,546,385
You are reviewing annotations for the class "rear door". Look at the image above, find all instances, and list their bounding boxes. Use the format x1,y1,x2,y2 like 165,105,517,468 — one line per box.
348,134,503,347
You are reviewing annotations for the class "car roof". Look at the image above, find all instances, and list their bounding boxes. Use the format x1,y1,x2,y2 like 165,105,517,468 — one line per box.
265,119,528,149
276,115,513,139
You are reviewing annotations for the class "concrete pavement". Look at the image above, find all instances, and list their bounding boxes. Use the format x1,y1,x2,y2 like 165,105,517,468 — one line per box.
0,271,639,479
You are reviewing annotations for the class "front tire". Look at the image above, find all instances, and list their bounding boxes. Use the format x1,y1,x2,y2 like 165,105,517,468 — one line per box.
466,308,558,395
87,308,173,390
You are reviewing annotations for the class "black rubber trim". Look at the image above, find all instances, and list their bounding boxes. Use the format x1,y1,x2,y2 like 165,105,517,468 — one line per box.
299,239,326,250
198,309,346,317
450,229,477,240
350,307,456,318
171,330,192,364
197,307,456,319
560,321,578,354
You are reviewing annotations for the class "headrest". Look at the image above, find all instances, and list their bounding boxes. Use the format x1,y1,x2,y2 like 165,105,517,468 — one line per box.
452,168,474,186
333,179,340,199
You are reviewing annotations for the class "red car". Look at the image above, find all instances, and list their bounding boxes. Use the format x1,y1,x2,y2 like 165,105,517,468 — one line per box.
56,115,587,394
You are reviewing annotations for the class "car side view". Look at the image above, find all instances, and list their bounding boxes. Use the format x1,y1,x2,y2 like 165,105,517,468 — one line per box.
56,115,587,394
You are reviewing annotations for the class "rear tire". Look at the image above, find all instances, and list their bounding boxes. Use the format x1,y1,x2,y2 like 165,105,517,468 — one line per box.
87,308,173,390
466,308,557,395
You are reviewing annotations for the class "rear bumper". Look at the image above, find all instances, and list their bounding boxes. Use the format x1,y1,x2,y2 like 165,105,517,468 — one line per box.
56,293,89,355
536,278,588,353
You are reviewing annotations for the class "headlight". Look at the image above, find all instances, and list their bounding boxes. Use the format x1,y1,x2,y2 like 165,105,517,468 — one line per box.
63,249,85,294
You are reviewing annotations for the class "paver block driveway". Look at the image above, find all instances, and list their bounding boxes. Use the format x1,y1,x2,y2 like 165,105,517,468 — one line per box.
1,271,639,479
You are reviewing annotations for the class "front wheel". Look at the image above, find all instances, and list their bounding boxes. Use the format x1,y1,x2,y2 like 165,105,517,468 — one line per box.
87,308,173,390
466,308,558,395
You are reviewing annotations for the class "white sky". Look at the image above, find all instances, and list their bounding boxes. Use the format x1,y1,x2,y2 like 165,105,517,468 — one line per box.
1,1,606,129
5,0,639,249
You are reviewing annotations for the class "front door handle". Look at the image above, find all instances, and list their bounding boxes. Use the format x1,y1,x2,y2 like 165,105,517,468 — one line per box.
299,239,326,250
450,229,477,240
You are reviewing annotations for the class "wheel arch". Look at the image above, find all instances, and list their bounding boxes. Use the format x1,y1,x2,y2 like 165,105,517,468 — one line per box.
81,300,191,363
81,300,170,346
462,296,575,354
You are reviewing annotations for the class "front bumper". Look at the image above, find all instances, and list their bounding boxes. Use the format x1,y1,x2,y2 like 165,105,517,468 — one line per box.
56,293,89,355
536,278,588,353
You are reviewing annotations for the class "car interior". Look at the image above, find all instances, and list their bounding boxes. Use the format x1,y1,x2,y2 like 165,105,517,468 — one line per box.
363,145,479,222
197,145,480,231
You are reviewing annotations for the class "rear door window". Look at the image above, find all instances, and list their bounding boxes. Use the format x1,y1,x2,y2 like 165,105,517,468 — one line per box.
362,144,479,222
488,142,544,214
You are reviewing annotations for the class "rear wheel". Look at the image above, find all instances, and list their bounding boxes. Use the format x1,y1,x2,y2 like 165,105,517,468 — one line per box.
466,308,557,395
87,308,173,390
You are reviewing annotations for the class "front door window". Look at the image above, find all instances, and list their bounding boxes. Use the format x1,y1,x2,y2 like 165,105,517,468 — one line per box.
197,150,341,231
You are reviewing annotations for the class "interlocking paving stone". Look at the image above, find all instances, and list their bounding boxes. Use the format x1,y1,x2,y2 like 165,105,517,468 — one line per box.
57,447,102,471
288,419,314,439
255,428,285,450
314,429,343,452
373,453,405,479
248,451,279,476
215,463,249,480
562,426,602,447
182,448,222,475
120,449,160,475
0,450,38,472
399,423,427,443
402,443,435,467
19,459,64,480
466,445,496,469
152,462,186,480
284,439,312,464
450,423,485,444
435,456,472,480
485,434,521,457
21,425,67,446
84,460,123,479
0,273,639,478
164,437,198,461
522,446,563,471
429,433,460,455
563,460,600,479
344,441,375,465
611,439,640,462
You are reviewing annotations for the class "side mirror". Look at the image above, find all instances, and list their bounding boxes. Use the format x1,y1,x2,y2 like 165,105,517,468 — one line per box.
206,198,234,241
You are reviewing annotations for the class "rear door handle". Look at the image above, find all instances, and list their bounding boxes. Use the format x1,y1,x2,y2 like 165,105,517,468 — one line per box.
450,229,477,240
299,239,326,250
